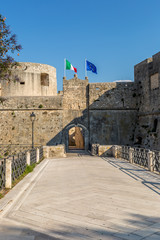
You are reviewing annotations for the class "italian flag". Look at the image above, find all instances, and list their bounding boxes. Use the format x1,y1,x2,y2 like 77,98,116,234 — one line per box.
66,59,77,73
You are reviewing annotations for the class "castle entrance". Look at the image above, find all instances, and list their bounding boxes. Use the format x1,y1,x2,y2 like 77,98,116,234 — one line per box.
65,124,89,152
68,127,85,150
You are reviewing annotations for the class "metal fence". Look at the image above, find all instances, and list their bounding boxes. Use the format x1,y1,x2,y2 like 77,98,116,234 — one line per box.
30,148,37,165
132,148,149,168
12,152,27,182
120,146,130,161
0,146,43,191
0,159,5,190
39,146,43,160
153,150,160,173
116,145,160,174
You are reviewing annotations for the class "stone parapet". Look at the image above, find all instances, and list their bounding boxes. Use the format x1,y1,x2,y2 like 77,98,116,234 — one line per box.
98,145,113,157
43,145,66,158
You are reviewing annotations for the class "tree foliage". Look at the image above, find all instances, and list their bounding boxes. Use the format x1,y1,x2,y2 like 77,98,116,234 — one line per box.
0,14,22,80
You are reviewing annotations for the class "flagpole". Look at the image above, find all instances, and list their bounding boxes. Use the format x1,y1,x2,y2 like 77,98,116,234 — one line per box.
64,58,66,77
85,58,87,78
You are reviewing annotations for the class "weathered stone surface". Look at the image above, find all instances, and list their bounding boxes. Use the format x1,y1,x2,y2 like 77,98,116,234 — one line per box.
43,145,66,158
98,145,113,156
0,52,159,151
0,62,57,97
134,52,160,150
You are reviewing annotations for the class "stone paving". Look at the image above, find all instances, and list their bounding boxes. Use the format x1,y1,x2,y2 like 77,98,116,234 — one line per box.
0,155,160,239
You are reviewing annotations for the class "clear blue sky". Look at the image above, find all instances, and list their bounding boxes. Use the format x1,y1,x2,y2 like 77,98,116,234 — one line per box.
1,0,160,91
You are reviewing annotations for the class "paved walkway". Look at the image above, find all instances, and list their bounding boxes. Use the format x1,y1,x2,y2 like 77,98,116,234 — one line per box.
0,155,160,240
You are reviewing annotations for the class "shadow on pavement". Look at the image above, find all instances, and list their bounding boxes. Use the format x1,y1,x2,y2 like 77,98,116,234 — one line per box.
103,157,160,196
0,213,160,240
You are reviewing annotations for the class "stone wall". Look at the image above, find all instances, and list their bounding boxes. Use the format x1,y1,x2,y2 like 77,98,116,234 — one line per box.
0,96,63,146
88,81,138,146
89,82,137,109
61,75,138,149
134,52,160,150
43,145,66,158
0,54,159,152
89,110,137,146
0,73,138,151
98,145,113,157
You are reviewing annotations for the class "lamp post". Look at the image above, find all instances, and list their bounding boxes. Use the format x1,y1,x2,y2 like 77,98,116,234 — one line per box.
30,112,36,148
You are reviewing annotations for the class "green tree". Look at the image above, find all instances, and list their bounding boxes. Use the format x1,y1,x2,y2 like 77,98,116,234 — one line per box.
0,14,22,80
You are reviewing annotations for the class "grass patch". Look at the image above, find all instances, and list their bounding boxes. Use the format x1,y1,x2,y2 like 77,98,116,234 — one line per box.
12,163,37,187
38,104,43,108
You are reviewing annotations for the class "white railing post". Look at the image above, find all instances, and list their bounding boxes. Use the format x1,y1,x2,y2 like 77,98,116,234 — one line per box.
118,146,122,158
36,148,39,163
112,145,118,158
148,151,153,172
26,151,30,166
5,157,12,189
129,148,134,164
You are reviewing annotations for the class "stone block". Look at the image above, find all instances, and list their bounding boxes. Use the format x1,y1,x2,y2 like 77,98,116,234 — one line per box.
5,157,12,189
43,145,66,158
98,145,113,157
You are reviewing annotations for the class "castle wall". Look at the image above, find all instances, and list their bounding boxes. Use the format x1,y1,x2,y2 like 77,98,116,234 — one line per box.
61,75,138,148
0,74,138,149
134,52,160,150
0,62,57,97
0,96,63,146
1,53,159,151
62,75,89,129
88,82,137,146
89,82,137,109
89,110,137,146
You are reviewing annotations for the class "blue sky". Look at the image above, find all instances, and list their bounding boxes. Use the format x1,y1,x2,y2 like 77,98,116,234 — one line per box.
1,0,160,91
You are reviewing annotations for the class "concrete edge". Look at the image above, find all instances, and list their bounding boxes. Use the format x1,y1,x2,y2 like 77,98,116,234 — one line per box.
0,158,49,217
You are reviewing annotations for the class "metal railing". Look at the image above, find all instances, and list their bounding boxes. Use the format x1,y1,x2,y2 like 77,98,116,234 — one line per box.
39,146,43,160
30,148,37,165
115,145,160,174
153,150,160,173
12,152,27,182
0,159,5,190
120,146,130,161
133,147,149,168
0,146,43,191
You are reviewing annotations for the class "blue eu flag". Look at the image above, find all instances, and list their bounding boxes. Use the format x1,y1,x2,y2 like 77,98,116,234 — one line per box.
86,60,97,74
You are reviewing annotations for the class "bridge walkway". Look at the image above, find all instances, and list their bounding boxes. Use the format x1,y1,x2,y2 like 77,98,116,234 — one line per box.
0,155,160,240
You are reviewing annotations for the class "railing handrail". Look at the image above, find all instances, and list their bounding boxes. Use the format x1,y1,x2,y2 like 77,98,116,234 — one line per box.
116,145,160,174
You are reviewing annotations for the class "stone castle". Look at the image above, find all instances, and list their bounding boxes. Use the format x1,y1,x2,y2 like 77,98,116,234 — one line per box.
0,52,159,151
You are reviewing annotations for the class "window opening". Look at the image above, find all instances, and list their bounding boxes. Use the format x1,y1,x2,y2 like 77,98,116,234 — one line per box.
41,73,49,86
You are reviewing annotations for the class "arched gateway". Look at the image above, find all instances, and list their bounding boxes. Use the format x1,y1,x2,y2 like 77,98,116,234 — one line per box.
64,124,89,152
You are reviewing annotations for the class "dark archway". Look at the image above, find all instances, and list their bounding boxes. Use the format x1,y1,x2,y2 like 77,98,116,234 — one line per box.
68,126,85,150
65,124,89,152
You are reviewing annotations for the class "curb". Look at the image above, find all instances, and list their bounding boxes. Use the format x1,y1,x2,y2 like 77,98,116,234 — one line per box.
0,158,49,217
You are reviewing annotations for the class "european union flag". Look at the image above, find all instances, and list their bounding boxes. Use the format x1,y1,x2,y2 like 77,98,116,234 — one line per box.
86,60,97,74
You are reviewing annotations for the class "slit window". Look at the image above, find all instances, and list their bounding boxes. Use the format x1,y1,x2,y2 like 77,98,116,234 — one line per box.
41,73,49,86
152,119,158,132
